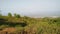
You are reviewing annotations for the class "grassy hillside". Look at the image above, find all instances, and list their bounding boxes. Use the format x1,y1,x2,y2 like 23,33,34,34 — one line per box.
0,14,60,34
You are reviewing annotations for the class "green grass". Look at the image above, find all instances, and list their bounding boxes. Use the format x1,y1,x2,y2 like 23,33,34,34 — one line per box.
0,16,60,34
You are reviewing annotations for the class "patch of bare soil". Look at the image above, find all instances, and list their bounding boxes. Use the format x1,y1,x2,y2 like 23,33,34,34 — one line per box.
2,27,16,32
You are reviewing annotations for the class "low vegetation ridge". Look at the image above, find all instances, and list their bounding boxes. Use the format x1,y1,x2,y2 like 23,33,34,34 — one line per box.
0,13,60,34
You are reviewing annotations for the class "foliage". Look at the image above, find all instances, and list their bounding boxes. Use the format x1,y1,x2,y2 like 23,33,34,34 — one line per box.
14,13,20,18
8,13,12,17
0,13,60,34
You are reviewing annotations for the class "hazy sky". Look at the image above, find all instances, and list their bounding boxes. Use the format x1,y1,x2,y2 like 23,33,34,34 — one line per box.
0,0,60,17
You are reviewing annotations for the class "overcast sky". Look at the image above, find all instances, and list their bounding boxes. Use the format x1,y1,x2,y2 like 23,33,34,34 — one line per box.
0,0,60,17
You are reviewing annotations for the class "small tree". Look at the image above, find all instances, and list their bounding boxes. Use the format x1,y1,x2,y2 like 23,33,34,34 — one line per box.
0,10,2,18
16,14,20,18
8,13,12,17
14,13,20,18
0,13,2,17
